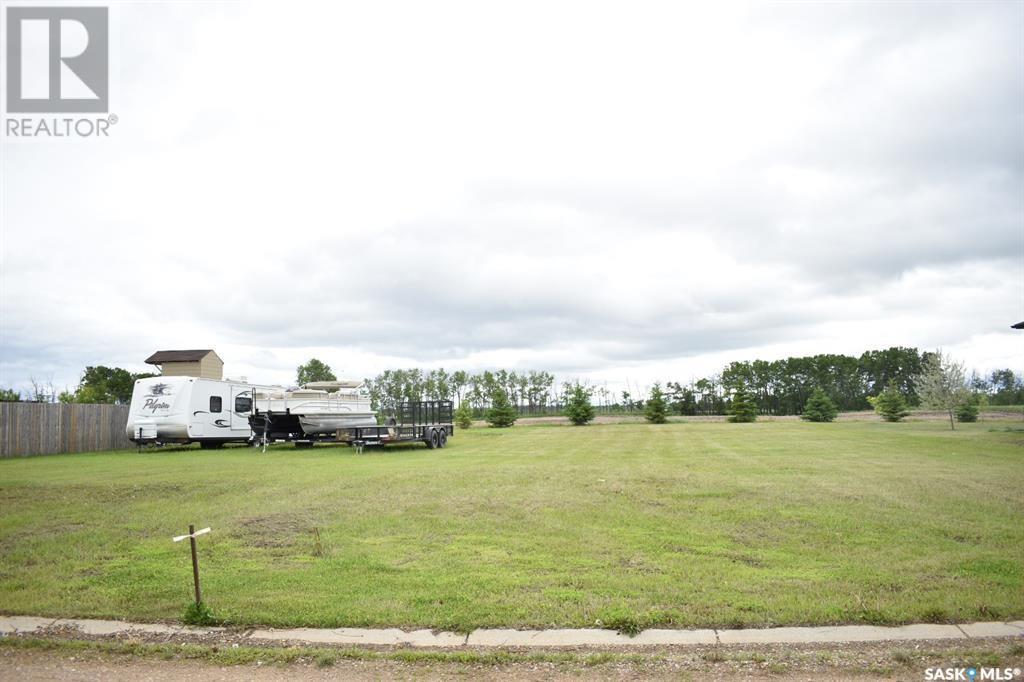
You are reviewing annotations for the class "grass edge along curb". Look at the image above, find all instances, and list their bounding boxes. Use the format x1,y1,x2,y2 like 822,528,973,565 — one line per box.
2,635,1022,674
0,635,653,668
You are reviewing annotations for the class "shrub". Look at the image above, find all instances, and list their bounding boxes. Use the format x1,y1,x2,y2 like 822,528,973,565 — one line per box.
873,382,910,422
486,390,517,428
564,384,595,426
727,387,757,423
454,402,473,430
182,601,216,626
644,384,668,424
801,388,838,422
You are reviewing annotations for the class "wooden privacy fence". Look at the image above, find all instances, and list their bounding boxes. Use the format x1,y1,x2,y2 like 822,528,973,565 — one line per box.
0,403,133,457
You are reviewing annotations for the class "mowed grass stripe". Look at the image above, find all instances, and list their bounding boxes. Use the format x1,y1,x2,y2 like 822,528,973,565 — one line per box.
0,421,1021,632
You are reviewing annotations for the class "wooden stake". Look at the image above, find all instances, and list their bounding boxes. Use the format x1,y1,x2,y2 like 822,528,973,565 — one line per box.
188,524,202,605
173,526,211,606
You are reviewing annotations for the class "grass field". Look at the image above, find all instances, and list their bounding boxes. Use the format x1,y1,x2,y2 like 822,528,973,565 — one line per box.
0,421,1021,632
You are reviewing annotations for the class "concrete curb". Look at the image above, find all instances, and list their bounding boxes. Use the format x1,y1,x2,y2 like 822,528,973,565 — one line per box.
1,615,1022,648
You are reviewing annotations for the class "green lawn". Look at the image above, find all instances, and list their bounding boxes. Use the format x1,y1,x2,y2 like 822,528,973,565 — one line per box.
0,421,1021,632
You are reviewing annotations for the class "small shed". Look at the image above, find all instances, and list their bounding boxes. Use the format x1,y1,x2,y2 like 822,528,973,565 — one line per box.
144,350,224,380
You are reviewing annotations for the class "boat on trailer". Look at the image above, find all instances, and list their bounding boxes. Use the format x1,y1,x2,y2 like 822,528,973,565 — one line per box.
253,380,377,436
251,399,454,452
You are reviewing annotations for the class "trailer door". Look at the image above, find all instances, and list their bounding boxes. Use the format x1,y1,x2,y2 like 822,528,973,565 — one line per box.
231,387,254,432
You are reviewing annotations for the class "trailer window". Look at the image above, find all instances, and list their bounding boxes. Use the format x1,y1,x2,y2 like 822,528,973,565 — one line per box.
234,396,252,413
210,396,222,413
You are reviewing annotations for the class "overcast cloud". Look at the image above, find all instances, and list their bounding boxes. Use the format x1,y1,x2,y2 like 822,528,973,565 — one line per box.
1,0,1021,393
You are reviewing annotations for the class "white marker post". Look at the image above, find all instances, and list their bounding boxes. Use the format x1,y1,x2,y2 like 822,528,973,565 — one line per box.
173,525,211,605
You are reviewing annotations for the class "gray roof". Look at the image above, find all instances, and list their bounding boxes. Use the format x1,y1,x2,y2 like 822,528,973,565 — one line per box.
144,349,218,364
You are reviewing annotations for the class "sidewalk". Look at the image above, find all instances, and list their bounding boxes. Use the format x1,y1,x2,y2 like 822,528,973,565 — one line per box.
2,615,1021,647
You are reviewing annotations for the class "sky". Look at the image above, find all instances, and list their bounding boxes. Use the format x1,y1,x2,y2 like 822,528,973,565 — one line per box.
1,0,1022,396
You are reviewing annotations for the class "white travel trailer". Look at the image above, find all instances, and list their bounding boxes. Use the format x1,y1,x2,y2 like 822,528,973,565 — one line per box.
126,375,270,447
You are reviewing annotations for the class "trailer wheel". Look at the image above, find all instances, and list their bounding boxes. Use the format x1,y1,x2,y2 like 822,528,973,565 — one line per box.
438,429,448,448
426,429,440,449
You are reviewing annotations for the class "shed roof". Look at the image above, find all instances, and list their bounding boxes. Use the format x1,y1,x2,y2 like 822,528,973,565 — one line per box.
144,349,219,364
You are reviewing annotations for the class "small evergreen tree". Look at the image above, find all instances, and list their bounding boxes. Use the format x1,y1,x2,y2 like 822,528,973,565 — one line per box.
644,383,669,424
873,381,910,422
955,393,982,423
564,383,595,425
486,390,517,428
801,387,838,422
954,401,979,423
454,402,473,429
727,386,758,423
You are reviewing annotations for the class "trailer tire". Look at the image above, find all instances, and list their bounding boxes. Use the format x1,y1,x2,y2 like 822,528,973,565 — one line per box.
427,429,440,449
438,429,448,448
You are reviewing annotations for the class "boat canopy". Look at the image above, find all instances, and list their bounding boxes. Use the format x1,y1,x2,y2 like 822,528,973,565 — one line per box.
302,380,363,390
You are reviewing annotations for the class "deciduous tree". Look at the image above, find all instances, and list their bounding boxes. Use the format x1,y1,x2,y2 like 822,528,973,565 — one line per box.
915,350,970,430
73,366,154,404
297,359,336,385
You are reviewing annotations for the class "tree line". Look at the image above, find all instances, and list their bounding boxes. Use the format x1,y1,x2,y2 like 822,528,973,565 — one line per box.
669,347,929,416
363,368,558,414
359,347,1022,417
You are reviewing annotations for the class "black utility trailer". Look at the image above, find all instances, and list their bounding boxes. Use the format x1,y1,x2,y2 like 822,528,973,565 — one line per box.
250,400,454,453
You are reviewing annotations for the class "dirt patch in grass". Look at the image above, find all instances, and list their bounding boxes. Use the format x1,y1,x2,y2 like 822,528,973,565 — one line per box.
235,513,316,549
